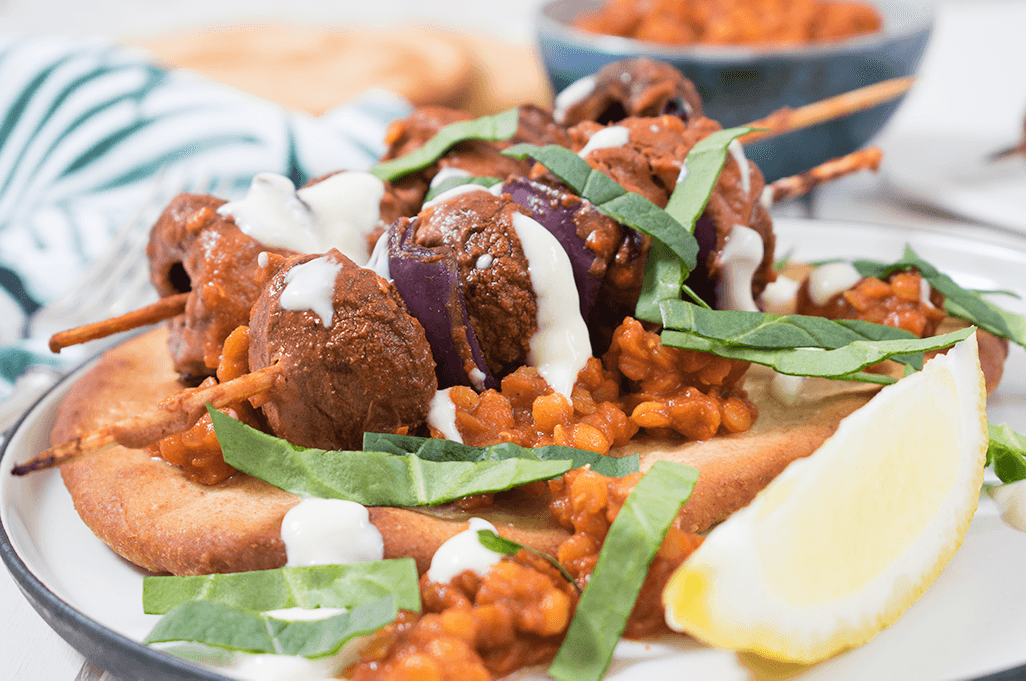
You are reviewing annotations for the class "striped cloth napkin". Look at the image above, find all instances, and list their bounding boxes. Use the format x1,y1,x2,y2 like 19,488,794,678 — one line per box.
0,35,412,401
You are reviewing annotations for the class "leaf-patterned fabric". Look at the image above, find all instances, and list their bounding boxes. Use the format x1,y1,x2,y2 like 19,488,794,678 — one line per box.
0,35,411,397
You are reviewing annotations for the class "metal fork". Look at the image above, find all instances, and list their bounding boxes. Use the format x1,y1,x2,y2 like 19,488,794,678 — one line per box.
0,167,226,434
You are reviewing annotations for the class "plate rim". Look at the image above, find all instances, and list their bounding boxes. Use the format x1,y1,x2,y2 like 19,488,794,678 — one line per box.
0,356,233,681
881,133,1026,235
3,217,1026,681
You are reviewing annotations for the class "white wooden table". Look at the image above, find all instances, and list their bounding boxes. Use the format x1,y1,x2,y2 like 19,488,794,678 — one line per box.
1,0,1024,679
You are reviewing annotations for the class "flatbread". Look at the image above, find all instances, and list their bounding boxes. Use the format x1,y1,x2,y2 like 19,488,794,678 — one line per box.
53,327,878,575
133,25,475,114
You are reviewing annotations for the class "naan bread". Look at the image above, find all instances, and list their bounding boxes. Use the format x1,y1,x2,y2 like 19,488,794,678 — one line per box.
53,327,880,575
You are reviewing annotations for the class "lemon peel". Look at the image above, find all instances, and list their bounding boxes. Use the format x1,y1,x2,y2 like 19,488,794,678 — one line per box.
663,332,988,664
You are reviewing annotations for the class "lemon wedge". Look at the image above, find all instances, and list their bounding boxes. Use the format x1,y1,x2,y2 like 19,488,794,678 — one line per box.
663,332,989,663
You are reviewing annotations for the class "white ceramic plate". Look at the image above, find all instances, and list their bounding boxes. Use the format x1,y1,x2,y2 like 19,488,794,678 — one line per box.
3,218,1026,681
883,134,1026,235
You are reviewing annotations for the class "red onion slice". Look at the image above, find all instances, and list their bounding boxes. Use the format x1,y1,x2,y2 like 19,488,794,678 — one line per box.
387,220,497,391
502,177,602,318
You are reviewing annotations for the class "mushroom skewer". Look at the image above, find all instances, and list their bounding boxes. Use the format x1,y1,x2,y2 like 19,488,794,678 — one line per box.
17,248,439,476
44,146,882,356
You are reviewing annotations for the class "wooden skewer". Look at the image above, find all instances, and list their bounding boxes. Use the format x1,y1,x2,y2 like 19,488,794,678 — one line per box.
988,142,1025,161
769,147,883,203
10,362,281,476
739,76,915,145
988,120,1026,161
49,292,190,354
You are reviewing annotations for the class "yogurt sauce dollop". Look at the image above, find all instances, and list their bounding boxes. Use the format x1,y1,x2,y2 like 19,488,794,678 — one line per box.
280,498,384,567
218,171,386,265
427,517,506,583
989,480,1026,532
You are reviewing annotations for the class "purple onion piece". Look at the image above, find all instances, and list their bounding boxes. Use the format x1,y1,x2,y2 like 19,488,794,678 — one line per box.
660,96,692,123
502,178,602,318
387,220,497,391
687,213,720,308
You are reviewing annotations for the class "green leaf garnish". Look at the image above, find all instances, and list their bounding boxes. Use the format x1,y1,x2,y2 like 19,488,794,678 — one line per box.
634,126,754,319
144,596,397,658
370,108,519,183
362,432,639,478
422,175,502,203
853,246,1026,348
663,127,755,229
659,325,973,383
773,250,794,271
987,423,1026,483
143,560,421,615
476,530,580,593
636,240,688,323
211,409,570,506
500,143,699,273
944,296,1026,346
966,289,1021,299
660,300,924,369
548,460,699,681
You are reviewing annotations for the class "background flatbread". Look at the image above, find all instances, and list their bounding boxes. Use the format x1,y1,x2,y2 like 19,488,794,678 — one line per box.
132,24,552,116
53,327,877,575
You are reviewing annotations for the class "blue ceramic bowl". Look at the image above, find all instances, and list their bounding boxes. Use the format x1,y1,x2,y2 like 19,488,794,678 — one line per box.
536,0,933,182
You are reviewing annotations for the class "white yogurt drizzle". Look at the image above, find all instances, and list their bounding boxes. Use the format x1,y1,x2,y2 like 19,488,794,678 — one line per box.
769,372,807,406
218,171,385,265
728,139,751,196
429,167,472,189
989,480,1026,533
553,76,597,124
920,277,935,308
577,125,630,158
427,388,463,443
427,518,505,583
279,256,343,329
760,185,774,210
807,262,863,306
676,163,688,186
225,649,350,681
511,211,592,398
280,498,384,567
715,225,764,312
421,182,491,210
263,607,347,621
365,231,391,281
759,274,801,316
222,635,370,681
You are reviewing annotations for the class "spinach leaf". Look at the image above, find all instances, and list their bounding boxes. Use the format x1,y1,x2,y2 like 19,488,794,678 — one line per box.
370,109,519,182
144,597,397,658
660,300,924,369
660,326,973,383
501,143,699,273
988,422,1026,483
635,127,754,320
475,530,579,593
211,408,572,506
143,560,420,615
548,460,699,681
362,432,639,478
663,127,755,228
853,246,1026,348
